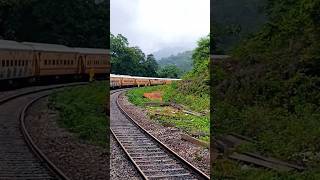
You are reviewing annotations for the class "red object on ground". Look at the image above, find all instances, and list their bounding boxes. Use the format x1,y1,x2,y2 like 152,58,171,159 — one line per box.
143,92,163,101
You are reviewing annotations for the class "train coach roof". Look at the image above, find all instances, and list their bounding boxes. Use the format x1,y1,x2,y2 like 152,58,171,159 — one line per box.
22,42,77,53
210,55,231,59
110,74,181,80
0,40,33,51
74,48,109,55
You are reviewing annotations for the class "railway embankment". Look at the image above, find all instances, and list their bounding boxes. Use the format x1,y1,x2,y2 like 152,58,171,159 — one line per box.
127,84,209,142
124,85,210,175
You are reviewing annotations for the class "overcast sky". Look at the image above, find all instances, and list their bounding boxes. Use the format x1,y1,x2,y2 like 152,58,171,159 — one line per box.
110,0,210,54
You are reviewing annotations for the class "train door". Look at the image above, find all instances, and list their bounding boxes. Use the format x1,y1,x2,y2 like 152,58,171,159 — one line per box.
78,56,85,74
33,52,40,76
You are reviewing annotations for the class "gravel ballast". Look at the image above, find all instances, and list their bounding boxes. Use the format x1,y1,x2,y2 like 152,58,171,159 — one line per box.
25,97,109,180
119,92,210,176
110,90,144,180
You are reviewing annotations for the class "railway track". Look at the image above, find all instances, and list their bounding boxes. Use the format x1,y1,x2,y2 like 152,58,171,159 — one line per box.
0,83,86,179
110,89,210,180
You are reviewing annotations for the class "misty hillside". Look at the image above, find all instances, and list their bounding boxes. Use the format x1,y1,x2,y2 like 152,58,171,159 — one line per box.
158,51,193,72
153,47,192,59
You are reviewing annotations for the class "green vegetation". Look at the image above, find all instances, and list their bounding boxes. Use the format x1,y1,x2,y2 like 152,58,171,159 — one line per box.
49,82,108,147
211,0,267,54
126,35,210,142
127,84,209,114
212,0,320,178
157,51,193,74
127,85,209,142
111,33,190,78
157,65,181,78
0,0,109,48
111,34,159,77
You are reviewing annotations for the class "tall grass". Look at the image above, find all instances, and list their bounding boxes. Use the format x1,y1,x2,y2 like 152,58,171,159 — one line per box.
49,81,108,147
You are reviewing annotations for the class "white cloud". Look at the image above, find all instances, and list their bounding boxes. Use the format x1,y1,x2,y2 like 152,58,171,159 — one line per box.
111,0,209,54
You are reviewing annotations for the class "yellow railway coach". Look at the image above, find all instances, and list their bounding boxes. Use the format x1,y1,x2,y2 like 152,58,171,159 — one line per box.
0,39,109,84
110,74,181,89
0,40,34,81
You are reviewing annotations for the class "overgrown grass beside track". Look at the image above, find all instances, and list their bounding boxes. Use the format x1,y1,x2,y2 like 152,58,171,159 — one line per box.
49,81,108,147
127,83,210,142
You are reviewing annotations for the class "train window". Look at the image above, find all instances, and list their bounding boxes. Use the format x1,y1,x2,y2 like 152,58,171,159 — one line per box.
44,60,47,65
14,60,17,66
48,60,51,65
10,61,13,66
63,60,66,65
53,60,55,65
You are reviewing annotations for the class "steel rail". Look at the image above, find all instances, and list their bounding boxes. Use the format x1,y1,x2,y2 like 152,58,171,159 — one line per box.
111,89,210,180
20,93,70,180
0,83,87,180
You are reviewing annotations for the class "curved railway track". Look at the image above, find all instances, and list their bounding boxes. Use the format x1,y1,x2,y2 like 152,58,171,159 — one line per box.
110,89,210,180
0,83,86,180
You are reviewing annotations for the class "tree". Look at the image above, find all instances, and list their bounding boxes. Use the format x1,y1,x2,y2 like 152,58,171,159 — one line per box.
110,33,159,77
191,35,210,75
157,65,181,78
0,0,109,48
143,54,158,77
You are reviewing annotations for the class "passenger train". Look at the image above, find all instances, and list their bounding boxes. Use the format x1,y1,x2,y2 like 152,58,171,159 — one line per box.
110,74,181,88
0,40,109,85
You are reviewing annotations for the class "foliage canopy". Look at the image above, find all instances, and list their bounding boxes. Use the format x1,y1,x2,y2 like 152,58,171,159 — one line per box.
0,0,109,48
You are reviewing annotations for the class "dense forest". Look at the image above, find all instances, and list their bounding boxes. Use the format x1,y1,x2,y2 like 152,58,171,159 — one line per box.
211,0,267,54
0,0,109,48
157,51,193,74
212,0,320,179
